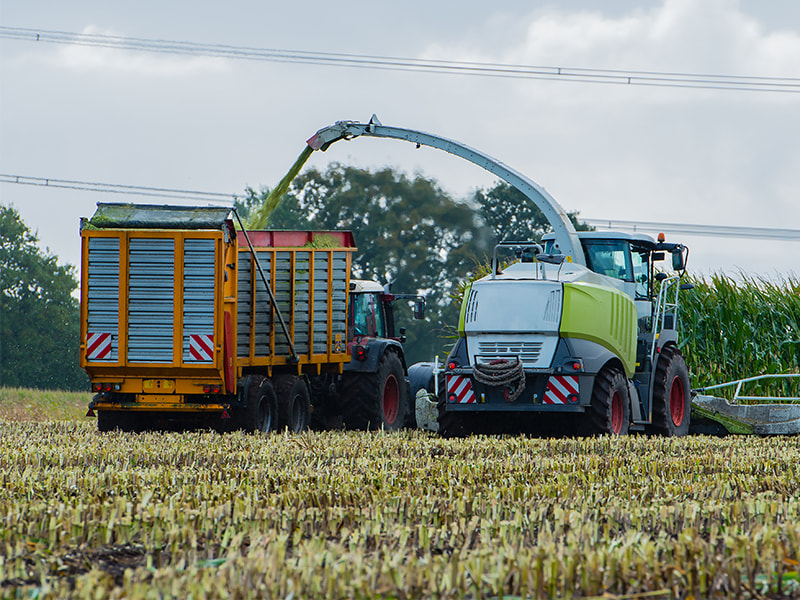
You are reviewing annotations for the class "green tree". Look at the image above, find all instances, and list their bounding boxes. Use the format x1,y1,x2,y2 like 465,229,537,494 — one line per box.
0,206,88,391
475,181,592,244
243,164,493,363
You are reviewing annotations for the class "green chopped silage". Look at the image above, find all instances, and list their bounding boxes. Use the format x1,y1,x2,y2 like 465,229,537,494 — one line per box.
247,145,314,229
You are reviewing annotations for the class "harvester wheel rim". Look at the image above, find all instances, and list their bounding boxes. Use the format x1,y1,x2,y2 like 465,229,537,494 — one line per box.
383,374,400,425
610,389,624,434
669,375,685,427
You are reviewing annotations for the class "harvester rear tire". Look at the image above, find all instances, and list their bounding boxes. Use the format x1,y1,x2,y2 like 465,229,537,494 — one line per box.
274,374,311,433
341,351,407,431
650,346,691,437
242,377,277,434
590,368,630,435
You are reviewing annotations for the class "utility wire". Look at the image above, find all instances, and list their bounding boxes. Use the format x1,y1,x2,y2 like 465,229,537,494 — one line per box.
2,173,797,241
2,26,800,93
0,174,238,204
584,218,800,241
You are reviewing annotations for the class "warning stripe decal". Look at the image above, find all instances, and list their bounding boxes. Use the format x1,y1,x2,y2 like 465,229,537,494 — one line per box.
189,334,214,362
86,332,113,361
447,374,476,404
544,375,579,405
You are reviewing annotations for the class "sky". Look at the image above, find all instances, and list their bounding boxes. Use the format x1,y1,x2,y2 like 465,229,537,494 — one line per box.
1,0,799,282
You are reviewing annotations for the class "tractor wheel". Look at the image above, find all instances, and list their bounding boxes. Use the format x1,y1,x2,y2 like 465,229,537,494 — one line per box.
650,346,691,436
590,368,630,435
242,376,277,434
341,351,407,431
274,374,311,433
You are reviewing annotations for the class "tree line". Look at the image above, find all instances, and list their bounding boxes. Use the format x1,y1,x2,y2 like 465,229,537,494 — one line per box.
1,166,589,390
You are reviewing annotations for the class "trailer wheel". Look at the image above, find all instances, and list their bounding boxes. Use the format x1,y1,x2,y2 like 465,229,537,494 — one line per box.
274,374,311,433
590,368,630,435
341,351,407,430
243,377,277,434
650,346,691,436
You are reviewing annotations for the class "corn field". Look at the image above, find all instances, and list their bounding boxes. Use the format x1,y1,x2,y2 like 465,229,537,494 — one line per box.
678,274,800,399
2,421,800,599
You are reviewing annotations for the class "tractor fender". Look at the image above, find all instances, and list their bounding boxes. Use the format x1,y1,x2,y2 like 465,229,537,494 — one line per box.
343,339,406,374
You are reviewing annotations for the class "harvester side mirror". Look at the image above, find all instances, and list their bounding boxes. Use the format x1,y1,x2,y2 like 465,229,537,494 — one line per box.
672,247,686,271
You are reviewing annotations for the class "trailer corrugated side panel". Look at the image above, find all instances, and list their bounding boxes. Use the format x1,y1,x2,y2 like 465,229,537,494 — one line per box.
127,238,175,363
182,238,217,363
85,237,120,362
81,229,225,376
236,245,351,368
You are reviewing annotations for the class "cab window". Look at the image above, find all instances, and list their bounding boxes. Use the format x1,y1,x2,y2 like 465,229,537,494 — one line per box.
583,240,633,282
350,293,385,338
631,248,650,298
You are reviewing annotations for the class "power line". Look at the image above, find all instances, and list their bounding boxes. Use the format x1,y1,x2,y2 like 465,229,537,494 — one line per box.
2,173,797,241
0,174,238,204
584,218,800,241
2,26,800,93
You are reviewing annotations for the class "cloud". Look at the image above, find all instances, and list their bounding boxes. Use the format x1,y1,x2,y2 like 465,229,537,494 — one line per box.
46,26,228,77
420,0,800,104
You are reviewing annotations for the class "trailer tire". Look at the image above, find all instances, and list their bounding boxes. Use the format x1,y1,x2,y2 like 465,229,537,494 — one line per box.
274,374,311,433
341,351,407,431
242,377,277,434
590,368,630,435
650,346,691,437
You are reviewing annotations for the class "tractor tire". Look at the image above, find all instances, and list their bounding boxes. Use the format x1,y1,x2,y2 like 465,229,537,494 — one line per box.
650,346,691,436
274,374,311,433
590,368,630,435
241,376,277,434
341,351,407,431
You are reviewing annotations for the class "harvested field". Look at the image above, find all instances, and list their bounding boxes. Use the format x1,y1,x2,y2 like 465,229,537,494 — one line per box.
1,416,800,599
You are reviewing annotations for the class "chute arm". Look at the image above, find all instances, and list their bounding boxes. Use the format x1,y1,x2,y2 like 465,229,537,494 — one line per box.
306,116,586,265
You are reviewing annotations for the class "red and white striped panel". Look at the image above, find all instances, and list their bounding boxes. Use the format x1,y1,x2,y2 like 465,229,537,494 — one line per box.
543,375,579,405
447,374,476,404
189,334,214,362
86,332,113,361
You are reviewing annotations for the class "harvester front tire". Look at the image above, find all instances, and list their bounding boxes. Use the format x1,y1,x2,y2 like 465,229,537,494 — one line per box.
341,351,407,431
590,368,630,435
243,377,277,434
274,374,311,433
650,346,691,437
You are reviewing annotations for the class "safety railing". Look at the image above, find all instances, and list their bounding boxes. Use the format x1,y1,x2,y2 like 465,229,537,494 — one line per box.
694,374,800,404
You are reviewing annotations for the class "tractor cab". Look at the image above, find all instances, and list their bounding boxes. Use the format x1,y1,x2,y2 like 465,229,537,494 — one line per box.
348,279,425,344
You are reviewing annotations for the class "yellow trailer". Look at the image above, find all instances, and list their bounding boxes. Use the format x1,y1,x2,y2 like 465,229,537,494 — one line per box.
80,203,353,432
